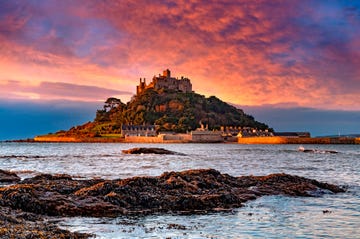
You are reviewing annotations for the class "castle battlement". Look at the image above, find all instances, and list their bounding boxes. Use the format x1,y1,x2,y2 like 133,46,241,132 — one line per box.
136,69,192,95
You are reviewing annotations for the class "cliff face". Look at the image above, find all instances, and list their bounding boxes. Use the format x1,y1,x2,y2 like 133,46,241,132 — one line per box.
93,88,269,134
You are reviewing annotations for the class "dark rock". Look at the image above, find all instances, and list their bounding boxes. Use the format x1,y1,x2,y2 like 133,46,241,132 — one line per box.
298,147,338,154
167,223,187,230
122,147,185,155
0,169,345,218
0,206,91,239
0,168,346,238
0,169,21,183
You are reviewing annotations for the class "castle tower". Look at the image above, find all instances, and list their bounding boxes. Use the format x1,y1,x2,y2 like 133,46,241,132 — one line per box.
136,78,146,95
136,69,192,95
163,69,171,78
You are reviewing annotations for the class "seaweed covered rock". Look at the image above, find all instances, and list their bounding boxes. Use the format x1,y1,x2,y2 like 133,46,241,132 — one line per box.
0,170,20,183
122,147,184,155
0,169,345,217
0,206,91,239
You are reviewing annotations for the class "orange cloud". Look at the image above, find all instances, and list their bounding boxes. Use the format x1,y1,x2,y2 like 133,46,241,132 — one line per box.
0,0,359,110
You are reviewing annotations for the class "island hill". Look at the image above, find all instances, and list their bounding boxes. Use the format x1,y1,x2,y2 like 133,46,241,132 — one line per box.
35,69,359,144
35,69,271,143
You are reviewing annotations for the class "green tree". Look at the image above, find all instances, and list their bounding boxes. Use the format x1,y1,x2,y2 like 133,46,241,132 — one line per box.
104,97,124,111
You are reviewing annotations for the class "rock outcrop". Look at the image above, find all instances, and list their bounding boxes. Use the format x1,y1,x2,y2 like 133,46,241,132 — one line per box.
0,205,91,239
0,169,345,218
122,147,184,155
0,169,20,183
0,169,345,238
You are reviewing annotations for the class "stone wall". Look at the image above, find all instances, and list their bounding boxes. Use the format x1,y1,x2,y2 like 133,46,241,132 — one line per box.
124,134,192,143
191,131,223,143
238,136,356,144
34,136,80,142
124,136,164,143
162,134,191,141
34,135,125,143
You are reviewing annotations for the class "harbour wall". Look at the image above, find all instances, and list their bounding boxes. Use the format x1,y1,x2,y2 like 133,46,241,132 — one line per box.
124,134,192,143
34,136,125,143
238,136,358,144
34,136,80,142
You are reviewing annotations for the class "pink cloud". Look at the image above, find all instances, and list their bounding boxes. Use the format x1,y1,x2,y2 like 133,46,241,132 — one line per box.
0,0,359,110
0,80,131,101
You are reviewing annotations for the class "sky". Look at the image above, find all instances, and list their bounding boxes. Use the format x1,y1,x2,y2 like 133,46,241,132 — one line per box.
0,0,359,140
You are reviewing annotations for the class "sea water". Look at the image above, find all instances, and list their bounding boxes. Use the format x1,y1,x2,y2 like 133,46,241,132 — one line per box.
0,142,359,238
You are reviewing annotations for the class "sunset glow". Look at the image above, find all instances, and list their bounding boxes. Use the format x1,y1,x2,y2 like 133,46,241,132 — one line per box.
1,0,359,109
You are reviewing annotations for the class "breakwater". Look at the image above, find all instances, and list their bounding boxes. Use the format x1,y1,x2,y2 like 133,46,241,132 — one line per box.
238,136,359,144
34,135,125,143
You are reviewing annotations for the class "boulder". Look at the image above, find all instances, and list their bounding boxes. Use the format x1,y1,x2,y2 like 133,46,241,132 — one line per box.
0,170,21,183
122,147,184,155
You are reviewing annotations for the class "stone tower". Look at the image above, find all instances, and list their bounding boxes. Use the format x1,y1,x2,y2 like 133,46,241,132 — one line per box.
136,69,192,95
136,78,146,95
163,69,171,78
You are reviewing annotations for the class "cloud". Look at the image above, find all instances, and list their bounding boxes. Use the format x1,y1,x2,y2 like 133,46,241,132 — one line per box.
0,80,132,101
88,0,360,108
0,0,359,109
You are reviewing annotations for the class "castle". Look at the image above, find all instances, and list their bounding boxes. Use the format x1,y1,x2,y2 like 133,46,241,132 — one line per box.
136,69,192,95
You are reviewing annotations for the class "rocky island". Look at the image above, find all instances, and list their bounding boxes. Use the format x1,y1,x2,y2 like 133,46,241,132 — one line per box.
34,69,270,143
32,69,360,144
0,168,345,238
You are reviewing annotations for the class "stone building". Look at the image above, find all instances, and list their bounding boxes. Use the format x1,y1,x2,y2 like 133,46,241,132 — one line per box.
136,69,192,95
190,121,224,142
121,125,156,137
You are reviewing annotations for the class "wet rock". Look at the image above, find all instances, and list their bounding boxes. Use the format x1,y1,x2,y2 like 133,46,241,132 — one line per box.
298,147,338,154
323,210,332,214
0,169,345,218
122,147,184,155
0,168,345,237
0,170,20,183
0,206,91,239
